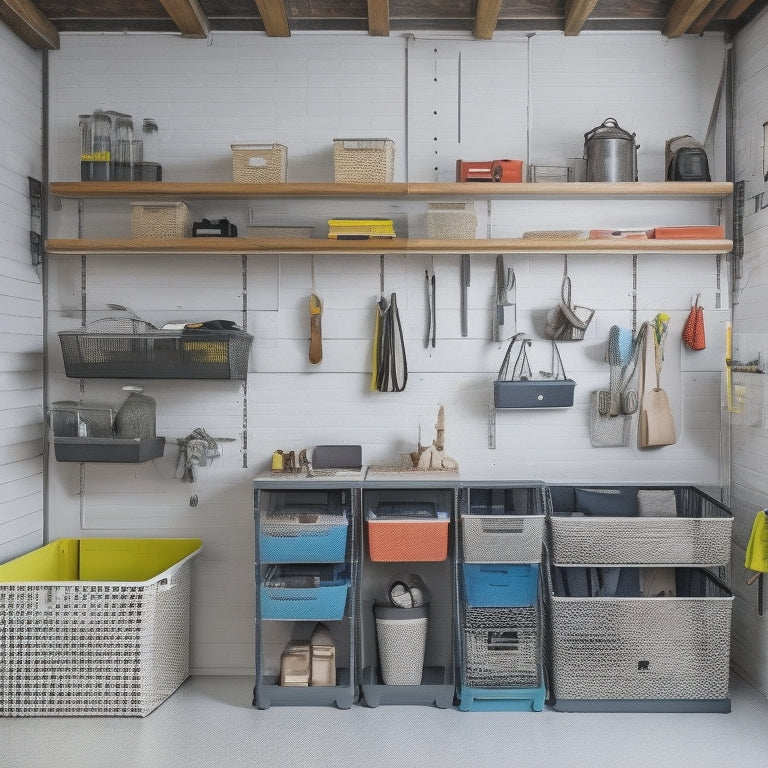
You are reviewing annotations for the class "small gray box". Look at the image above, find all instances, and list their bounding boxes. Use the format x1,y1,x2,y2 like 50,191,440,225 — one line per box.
494,379,575,409
312,445,362,469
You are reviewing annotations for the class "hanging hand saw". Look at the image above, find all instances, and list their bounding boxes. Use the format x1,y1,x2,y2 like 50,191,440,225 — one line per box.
494,254,516,342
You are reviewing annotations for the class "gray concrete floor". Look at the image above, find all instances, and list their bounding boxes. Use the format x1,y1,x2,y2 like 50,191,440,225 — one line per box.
2,673,768,768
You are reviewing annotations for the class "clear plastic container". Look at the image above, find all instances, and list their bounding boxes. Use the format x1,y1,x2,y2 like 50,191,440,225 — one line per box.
141,118,162,181
80,111,112,181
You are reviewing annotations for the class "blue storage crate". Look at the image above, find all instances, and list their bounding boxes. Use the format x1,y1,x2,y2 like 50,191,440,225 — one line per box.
261,564,349,621
462,564,539,607
260,514,348,563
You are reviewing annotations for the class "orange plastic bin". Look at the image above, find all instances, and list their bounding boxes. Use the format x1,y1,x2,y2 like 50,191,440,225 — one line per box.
366,517,449,562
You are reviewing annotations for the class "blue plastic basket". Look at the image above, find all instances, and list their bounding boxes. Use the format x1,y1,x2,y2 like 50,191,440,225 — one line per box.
462,564,539,607
261,565,349,620
260,516,348,563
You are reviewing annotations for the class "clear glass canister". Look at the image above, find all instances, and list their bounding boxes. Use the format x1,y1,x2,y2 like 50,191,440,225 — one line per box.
142,118,162,181
80,110,112,181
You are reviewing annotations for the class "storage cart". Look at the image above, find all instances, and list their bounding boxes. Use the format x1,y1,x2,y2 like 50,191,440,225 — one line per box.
454,482,548,712
359,469,458,708
544,485,734,713
253,472,363,709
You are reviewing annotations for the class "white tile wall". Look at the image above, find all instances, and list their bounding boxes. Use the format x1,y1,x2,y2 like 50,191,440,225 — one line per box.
730,3,768,696
47,30,730,673
0,22,44,563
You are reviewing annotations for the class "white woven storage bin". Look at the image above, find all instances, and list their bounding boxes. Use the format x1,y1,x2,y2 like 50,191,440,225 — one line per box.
231,143,287,183
548,486,732,566
130,201,192,238
374,604,428,685
333,138,394,183
426,201,477,239
546,568,733,702
461,485,548,563
0,538,201,717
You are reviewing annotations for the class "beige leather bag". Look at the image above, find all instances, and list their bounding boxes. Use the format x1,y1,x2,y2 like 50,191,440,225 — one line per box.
639,320,677,448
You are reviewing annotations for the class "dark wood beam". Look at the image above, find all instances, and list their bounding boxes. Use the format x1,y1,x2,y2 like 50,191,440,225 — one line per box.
158,0,209,38
664,0,712,36
474,0,502,39
564,0,600,35
723,0,760,18
255,0,290,36
367,0,389,36
0,0,59,50
688,0,729,33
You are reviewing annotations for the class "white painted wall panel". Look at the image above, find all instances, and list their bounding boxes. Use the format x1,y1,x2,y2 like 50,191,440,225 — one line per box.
0,21,44,564
731,4,768,696
47,31,729,673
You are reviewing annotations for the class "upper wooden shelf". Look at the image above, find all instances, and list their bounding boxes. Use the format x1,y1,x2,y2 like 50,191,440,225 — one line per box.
48,181,734,200
44,237,733,256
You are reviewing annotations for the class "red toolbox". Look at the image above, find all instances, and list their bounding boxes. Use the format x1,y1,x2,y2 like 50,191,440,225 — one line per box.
456,159,523,182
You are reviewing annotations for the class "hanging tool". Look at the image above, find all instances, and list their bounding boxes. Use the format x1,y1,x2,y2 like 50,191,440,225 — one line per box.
460,254,471,337
746,509,768,616
309,255,322,365
494,254,516,342
424,255,436,348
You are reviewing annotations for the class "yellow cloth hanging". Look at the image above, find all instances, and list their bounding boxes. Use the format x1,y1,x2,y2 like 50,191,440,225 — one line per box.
745,509,768,574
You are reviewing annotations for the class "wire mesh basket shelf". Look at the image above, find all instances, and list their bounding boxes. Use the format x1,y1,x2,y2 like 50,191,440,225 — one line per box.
58,318,253,380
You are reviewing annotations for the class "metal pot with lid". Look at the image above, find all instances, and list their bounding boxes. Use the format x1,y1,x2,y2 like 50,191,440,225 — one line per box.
583,117,639,182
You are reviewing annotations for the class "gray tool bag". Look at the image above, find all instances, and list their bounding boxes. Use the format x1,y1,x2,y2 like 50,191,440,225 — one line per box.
494,334,576,409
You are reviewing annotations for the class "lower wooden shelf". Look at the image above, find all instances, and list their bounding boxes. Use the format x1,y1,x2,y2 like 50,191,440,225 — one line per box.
45,236,733,255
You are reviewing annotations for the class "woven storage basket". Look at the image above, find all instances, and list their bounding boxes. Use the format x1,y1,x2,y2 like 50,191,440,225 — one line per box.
231,143,287,183
426,201,477,239
0,538,201,717
463,605,539,688
333,138,394,183
547,486,732,566
131,201,192,238
461,485,548,563
545,567,733,703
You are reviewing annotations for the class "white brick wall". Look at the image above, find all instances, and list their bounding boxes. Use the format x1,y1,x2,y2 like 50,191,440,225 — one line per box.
47,30,730,673
0,22,44,563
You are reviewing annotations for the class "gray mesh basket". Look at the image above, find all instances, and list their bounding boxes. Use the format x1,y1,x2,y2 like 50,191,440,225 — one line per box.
461,485,548,563
463,605,540,688
59,318,253,380
545,567,733,702
548,486,732,565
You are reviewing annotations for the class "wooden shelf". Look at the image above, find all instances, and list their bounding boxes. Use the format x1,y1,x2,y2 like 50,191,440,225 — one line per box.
49,180,734,201
45,237,733,256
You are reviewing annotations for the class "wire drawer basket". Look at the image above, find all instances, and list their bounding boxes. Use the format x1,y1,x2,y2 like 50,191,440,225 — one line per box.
461,485,548,563
462,605,540,688
0,538,201,717
545,566,733,704
547,486,732,565
59,318,253,380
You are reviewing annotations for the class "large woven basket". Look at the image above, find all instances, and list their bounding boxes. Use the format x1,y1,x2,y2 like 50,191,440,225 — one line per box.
426,201,477,239
333,138,394,183
0,538,201,717
547,486,732,566
545,567,733,702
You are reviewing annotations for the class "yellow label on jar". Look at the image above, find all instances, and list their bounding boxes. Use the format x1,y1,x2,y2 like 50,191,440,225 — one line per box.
81,151,111,162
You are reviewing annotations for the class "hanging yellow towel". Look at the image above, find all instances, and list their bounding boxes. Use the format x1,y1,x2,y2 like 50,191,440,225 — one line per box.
745,510,768,574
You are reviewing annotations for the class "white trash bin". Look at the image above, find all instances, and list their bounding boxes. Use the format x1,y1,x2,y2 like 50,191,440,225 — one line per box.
374,603,429,685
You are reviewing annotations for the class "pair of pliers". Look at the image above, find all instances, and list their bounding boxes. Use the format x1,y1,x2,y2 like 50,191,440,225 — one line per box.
424,257,436,348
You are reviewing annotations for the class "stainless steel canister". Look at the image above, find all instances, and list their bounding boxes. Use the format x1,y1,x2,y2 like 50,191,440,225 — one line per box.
583,118,638,182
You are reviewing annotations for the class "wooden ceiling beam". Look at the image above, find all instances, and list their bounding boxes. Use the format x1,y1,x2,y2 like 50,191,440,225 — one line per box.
689,0,730,33
158,0,209,38
368,0,389,36
0,0,59,50
474,0,502,39
723,0,760,19
254,0,290,36
664,0,712,36
564,0,600,35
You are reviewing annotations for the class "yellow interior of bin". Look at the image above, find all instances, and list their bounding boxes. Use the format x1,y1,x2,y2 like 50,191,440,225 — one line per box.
0,538,202,582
